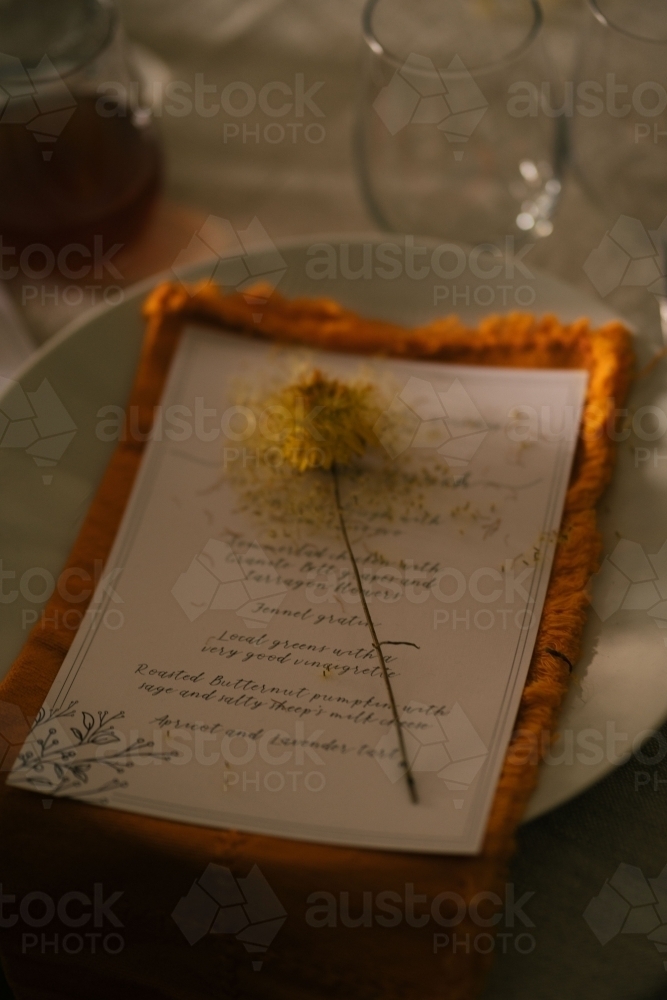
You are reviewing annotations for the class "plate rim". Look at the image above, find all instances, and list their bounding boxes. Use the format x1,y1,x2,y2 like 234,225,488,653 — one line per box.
0,231,631,404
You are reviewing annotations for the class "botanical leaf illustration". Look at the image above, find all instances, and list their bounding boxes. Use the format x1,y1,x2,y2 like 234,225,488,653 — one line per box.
11,701,180,799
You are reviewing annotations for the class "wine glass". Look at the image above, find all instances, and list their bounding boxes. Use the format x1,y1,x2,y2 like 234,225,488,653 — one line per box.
570,0,667,228
355,0,563,246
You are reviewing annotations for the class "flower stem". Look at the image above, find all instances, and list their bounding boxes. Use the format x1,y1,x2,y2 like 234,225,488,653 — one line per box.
330,463,418,805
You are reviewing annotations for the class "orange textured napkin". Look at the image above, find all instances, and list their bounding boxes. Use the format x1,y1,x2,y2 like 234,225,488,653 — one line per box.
0,282,633,1000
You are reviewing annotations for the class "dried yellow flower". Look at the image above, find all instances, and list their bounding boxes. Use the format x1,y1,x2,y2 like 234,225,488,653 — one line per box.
262,369,381,472
229,366,418,802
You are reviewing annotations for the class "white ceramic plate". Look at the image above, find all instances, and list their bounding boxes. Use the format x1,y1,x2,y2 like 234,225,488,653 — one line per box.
2,234,666,821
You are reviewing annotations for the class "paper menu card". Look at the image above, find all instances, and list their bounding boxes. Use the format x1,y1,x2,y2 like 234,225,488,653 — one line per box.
9,325,587,854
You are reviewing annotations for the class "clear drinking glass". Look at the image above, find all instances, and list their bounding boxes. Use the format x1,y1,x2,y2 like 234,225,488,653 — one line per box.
0,0,162,253
355,0,563,245
570,0,667,226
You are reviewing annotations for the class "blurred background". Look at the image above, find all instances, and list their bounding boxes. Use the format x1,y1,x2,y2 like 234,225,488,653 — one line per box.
3,0,660,350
